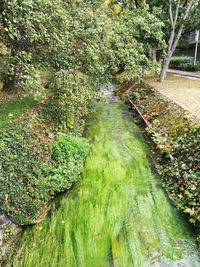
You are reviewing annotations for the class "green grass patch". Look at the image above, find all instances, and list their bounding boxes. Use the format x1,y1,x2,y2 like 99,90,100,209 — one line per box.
0,97,37,128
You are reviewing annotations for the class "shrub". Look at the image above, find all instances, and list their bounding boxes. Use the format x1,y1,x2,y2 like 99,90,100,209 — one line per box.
0,122,89,225
170,56,193,69
170,56,200,72
176,63,200,72
53,135,89,163
46,135,89,195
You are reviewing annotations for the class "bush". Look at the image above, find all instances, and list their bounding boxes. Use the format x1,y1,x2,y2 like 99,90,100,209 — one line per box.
170,56,193,69
0,122,89,225
53,135,89,163
183,63,200,72
170,56,200,72
46,135,89,195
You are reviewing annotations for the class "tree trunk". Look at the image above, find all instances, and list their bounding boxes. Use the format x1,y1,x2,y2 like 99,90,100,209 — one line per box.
13,64,23,93
152,49,157,62
3,46,24,93
159,0,198,82
159,55,171,82
150,49,157,62
3,62,22,93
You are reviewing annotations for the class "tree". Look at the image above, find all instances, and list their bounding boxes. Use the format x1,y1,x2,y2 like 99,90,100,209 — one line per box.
0,0,163,93
156,0,200,81
0,0,68,92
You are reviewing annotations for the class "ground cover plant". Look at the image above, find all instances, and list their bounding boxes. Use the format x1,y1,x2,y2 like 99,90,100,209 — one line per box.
0,118,89,225
0,97,37,128
120,82,200,239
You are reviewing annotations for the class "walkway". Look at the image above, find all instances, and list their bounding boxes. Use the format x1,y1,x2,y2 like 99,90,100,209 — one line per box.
146,75,200,121
167,69,200,79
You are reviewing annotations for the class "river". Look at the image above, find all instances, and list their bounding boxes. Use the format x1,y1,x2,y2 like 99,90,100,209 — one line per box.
12,89,200,267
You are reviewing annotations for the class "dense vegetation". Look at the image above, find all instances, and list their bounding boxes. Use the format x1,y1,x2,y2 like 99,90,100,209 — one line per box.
0,114,90,225
121,82,200,239
0,1,163,226
0,0,163,92
170,56,200,71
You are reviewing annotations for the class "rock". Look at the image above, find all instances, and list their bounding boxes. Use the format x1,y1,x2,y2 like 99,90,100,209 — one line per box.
0,214,10,227
0,214,21,261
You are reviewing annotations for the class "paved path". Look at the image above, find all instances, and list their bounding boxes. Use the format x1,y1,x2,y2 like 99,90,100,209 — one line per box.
146,75,200,121
167,69,200,79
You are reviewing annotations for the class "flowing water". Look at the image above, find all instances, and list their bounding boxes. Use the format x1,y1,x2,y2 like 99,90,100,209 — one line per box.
13,90,200,267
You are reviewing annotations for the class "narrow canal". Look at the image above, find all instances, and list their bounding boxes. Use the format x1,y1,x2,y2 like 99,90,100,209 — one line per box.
13,90,200,267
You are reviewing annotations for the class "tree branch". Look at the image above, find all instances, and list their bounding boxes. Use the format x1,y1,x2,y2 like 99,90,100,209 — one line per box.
171,0,199,54
169,0,174,27
174,0,180,26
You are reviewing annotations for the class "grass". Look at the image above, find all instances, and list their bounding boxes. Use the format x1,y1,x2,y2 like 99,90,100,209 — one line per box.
0,97,37,128
13,100,200,267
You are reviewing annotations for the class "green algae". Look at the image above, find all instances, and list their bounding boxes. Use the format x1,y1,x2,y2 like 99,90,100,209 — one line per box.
13,97,200,267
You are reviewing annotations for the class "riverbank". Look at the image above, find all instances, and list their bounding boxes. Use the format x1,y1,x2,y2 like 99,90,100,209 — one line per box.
117,81,200,242
0,71,96,263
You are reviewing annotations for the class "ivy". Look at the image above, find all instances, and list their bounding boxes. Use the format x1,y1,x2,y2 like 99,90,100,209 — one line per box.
0,122,89,225
126,82,200,232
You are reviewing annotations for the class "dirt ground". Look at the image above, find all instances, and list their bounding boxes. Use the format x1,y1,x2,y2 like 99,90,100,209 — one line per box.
145,75,200,121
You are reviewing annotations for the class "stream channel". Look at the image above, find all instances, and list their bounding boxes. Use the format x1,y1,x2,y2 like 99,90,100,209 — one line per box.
12,87,200,267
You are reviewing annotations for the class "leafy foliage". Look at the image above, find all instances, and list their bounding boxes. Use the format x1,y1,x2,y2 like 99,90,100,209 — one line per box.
159,128,200,225
170,56,200,71
170,56,193,67
53,135,89,163
125,82,200,228
0,122,47,224
46,136,89,196
0,121,89,225
0,0,163,92
0,0,67,92
42,71,96,133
